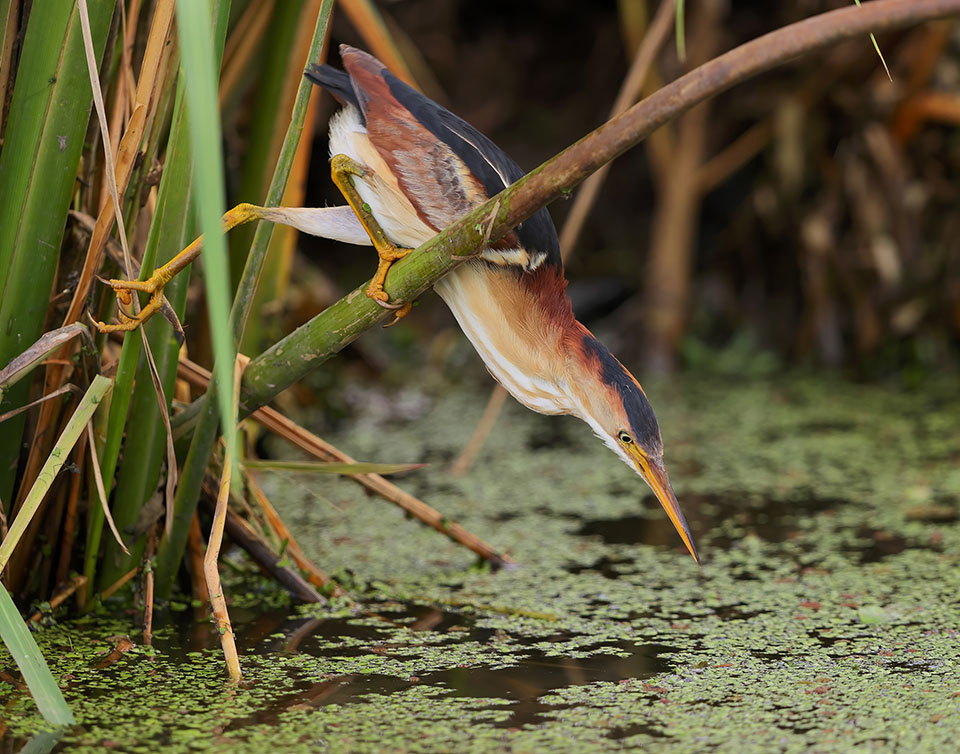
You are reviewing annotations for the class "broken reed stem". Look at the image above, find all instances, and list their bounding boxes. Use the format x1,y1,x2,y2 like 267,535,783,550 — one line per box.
143,527,156,645
203,358,243,682
29,574,88,622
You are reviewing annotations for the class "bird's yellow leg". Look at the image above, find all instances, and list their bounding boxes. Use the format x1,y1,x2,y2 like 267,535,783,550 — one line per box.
94,203,265,334
330,154,413,313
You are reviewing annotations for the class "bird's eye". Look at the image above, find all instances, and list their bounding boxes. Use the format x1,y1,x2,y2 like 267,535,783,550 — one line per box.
618,431,633,444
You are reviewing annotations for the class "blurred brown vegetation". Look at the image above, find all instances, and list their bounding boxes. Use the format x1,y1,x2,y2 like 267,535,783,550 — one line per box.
288,0,960,379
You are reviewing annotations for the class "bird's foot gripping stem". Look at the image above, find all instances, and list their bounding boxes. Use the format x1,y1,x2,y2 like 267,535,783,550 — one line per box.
330,154,414,320
93,203,265,334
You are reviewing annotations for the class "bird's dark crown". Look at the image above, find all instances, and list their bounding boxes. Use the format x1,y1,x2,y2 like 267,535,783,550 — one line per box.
580,334,663,456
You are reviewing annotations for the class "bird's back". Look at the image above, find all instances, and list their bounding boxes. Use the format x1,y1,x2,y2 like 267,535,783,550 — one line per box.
309,47,581,414
307,47,562,272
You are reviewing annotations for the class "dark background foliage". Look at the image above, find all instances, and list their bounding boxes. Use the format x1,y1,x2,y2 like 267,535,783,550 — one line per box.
278,0,960,380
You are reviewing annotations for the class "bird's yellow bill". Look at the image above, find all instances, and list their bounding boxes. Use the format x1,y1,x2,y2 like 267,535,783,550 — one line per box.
633,452,700,565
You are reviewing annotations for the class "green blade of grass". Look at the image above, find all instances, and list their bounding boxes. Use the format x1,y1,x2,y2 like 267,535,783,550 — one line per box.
242,459,427,475
0,585,74,725
155,0,335,598
675,0,686,61
174,0,238,516
0,375,113,572
853,0,893,81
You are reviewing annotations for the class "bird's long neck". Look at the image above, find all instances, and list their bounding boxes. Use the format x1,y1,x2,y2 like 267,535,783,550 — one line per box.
434,260,605,419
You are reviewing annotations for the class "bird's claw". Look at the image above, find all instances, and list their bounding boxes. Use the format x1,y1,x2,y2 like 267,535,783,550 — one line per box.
383,301,413,327
93,275,164,334
373,296,405,310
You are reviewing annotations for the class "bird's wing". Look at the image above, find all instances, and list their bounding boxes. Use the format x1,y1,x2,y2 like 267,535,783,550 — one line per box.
335,46,562,272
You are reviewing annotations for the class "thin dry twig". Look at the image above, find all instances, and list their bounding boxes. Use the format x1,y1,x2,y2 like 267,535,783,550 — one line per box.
0,385,82,425
449,384,507,476
143,527,156,645
100,566,138,601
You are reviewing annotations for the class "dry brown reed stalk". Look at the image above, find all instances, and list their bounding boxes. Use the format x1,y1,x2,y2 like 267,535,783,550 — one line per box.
203,358,244,682
99,566,138,601
177,356,515,568
560,0,677,262
55,435,86,587
186,514,210,604
638,0,724,372
100,0,141,213
143,527,156,645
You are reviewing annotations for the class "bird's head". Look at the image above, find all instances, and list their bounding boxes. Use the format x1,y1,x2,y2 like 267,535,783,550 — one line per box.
571,334,699,564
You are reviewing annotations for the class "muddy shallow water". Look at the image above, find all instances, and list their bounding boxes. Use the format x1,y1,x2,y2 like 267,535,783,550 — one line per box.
2,374,959,752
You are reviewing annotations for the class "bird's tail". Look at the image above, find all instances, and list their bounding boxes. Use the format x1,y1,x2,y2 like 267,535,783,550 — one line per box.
304,63,361,113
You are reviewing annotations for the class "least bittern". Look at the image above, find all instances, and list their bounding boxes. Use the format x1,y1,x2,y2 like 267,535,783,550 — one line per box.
96,46,699,563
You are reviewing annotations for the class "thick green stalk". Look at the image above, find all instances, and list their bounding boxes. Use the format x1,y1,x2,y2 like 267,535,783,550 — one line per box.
0,0,115,504
154,0,335,597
